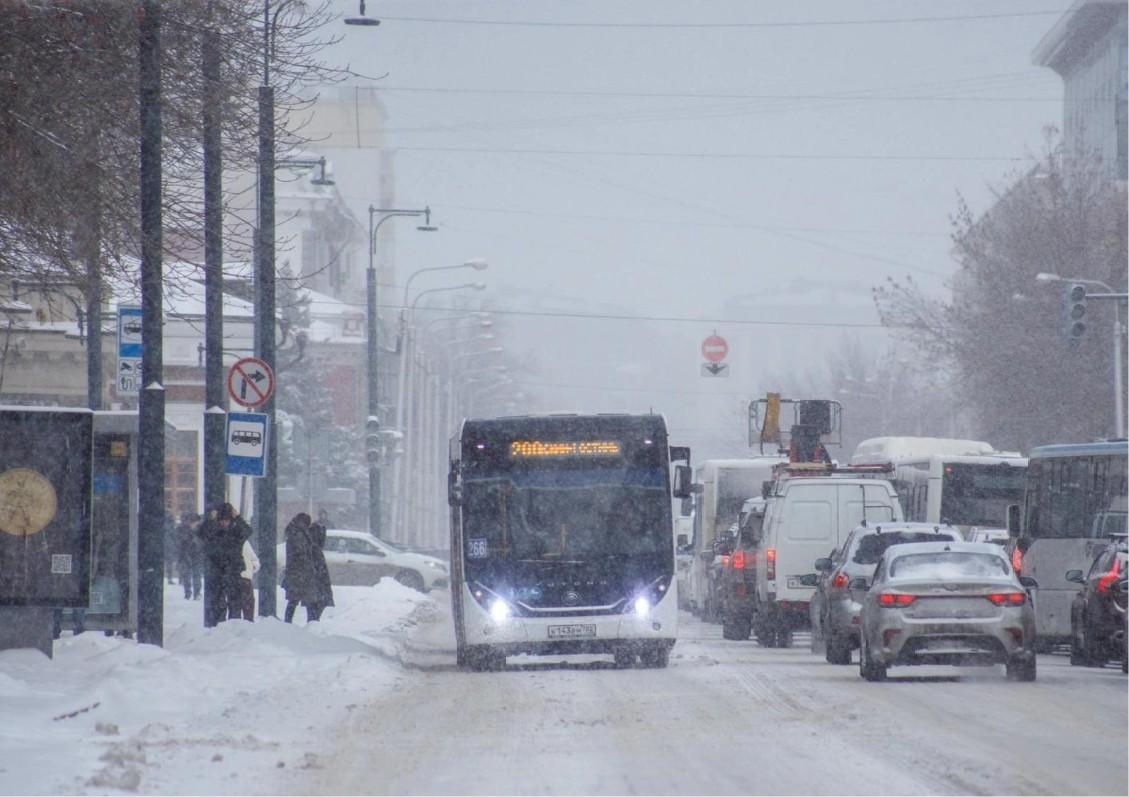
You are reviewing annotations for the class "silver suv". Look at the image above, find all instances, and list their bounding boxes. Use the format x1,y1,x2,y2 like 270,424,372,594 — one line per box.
809,522,960,664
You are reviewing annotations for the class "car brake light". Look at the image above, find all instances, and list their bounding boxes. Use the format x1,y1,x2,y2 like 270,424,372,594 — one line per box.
766,548,776,581
831,572,848,589
1096,556,1122,595
987,592,1026,606
877,592,916,607
732,550,746,570
1011,546,1023,573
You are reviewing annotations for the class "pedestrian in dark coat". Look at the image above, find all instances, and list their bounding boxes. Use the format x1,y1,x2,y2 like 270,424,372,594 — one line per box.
197,502,253,626
282,512,334,623
176,512,203,600
163,511,178,584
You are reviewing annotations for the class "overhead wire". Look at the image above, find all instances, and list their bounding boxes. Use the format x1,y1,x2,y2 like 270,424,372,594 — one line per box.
374,10,1065,29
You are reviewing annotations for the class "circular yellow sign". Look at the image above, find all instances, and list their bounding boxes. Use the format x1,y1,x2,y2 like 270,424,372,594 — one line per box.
0,467,58,536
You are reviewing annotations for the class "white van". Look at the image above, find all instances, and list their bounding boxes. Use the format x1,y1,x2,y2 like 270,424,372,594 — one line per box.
751,475,903,647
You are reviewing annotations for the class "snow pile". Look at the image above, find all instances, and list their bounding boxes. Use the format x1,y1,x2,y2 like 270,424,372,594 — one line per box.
0,580,441,795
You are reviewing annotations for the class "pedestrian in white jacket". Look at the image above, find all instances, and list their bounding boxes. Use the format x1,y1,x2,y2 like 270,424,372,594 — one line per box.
238,539,261,621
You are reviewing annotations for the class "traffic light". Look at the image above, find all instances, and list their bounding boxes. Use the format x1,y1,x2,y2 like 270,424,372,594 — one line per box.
1062,283,1087,340
365,416,381,463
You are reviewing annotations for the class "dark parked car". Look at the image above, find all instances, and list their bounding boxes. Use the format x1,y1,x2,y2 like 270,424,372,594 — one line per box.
1066,535,1127,670
810,522,961,664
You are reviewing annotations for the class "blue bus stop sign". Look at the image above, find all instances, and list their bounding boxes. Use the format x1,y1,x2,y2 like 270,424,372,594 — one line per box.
224,412,268,477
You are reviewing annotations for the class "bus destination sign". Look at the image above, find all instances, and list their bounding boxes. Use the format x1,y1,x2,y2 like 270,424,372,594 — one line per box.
510,440,622,458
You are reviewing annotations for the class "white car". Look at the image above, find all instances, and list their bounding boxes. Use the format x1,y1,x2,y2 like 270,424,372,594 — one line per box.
277,528,449,592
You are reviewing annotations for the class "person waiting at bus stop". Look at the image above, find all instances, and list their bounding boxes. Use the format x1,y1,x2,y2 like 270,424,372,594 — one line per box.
282,512,334,623
197,502,253,626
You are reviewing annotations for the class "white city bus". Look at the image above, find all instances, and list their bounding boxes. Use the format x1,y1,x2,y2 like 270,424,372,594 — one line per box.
1010,440,1128,645
447,413,691,670
851,437,1027,532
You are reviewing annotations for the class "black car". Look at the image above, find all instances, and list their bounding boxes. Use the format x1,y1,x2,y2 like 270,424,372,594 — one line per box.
1066,535,1127,670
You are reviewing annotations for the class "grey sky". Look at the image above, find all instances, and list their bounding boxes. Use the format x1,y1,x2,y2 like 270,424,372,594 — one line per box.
317,0,1066,454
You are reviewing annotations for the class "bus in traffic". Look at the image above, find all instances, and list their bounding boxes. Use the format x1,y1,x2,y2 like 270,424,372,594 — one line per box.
1010,440,1128,645
447,413,691,670
851,437,1027,531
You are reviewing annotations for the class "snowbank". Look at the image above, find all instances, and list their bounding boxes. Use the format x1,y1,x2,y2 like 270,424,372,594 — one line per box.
0,580,441,795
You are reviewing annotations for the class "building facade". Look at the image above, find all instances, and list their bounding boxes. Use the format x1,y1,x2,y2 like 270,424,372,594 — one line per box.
1034,0,1129,182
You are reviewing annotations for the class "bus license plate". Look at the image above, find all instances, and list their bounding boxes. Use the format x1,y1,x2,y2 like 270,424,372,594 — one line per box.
548,624,597,639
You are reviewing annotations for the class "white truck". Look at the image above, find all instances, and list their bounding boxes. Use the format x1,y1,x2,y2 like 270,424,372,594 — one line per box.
750,471,903,647
688,457,785,620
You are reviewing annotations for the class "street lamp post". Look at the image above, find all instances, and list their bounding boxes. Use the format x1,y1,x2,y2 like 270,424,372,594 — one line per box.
1036,273,1128,438
364,206,435,536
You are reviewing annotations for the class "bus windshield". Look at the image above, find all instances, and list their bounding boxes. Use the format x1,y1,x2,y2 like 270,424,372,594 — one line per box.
463,469,668,562
940,463,1026,527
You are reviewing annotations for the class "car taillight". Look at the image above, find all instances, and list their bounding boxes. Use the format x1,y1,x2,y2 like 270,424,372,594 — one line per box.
720,554,730,568
732,550,746,570
877,592,916,607
986,592,1026,606
1096,556,1122,595
831,572,848,589
766,548,776,581
1011,546,1023,573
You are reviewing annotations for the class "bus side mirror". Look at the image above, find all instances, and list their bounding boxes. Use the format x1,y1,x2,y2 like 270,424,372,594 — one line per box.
669,445,690,464
814,557,833,572
672,465,693,499
1006,504,1020,538
447,466,463,507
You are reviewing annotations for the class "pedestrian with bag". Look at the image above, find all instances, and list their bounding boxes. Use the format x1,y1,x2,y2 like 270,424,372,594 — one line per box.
282,512,334,623
239,537,261,620
197,502,253,626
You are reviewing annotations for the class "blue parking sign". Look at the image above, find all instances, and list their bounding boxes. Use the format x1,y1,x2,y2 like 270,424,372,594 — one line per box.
225,412,268,477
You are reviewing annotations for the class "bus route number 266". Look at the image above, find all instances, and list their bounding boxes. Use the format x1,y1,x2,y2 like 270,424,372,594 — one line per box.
468,538,488,559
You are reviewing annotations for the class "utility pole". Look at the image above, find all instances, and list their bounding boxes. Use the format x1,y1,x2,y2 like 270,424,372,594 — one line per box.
202,15,226,516
254,2,278,615
137,0,166,646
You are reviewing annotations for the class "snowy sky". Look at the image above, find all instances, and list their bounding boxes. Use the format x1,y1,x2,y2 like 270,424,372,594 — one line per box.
313,0,1066,454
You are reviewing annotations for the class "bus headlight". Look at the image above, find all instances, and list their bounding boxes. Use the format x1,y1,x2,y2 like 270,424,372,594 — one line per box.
490,599,512,624
622,575,671,615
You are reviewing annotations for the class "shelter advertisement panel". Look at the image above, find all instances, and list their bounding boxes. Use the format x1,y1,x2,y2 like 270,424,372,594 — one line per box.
0,407,94,606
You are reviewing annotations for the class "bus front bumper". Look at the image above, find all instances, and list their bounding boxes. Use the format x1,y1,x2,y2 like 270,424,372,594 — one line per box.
461,583,678,654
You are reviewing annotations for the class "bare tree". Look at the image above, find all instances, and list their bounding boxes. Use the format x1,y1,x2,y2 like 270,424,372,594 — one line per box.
874,141,1127,451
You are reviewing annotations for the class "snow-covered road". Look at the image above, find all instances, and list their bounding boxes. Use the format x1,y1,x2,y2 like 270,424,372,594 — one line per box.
2,585,1124,795
309,607,1128,796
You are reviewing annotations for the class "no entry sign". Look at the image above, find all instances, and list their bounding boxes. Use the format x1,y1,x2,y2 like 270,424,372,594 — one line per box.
227,357,275,409
701,334,729,363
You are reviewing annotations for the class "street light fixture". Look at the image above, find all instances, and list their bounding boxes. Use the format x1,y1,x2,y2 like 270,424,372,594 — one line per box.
277,155,334,186
1034,272,1127,437
363,205,435,536
344,0,381,26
